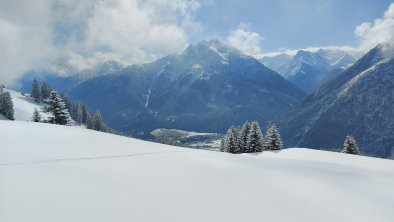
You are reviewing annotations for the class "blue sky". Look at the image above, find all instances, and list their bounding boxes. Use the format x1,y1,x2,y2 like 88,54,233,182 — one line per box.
194,0,393,51
0,0,394,84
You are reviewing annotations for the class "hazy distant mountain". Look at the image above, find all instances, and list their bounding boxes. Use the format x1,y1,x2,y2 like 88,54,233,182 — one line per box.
282,44,394,158
260,49,355,93
68,40,305,137
17,60,124,93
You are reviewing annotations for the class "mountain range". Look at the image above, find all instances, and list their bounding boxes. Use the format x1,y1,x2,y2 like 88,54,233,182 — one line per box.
282,44,394,158
260,49,355,93
18,40,305,137
16,40,394,158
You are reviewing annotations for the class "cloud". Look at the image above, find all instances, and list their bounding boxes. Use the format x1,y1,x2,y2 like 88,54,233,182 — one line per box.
0,0,201,85
227,28,263,57
355,3,394,51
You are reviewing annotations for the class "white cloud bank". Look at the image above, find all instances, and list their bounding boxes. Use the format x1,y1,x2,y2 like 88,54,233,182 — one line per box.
0,0,201,85
355,3,394,51
227,28,263,57
254,3,394,58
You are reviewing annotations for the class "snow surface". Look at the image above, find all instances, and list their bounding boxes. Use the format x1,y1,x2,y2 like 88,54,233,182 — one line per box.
1,121,393,222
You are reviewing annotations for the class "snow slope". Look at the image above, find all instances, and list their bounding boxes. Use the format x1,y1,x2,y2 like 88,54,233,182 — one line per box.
3,89,48,121
0,121,393,222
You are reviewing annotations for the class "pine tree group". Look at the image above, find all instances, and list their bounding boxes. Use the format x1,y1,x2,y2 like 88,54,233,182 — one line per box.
0,87,15,120
342,135,359,155
221,120,278,154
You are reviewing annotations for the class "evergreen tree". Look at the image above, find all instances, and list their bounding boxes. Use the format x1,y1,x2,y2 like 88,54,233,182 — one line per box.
41,82,52,100
94,110,106,132
224,126,239,154
32,108,41,122
86,111,95,129
45,91,69,125
264,123,283,150
31,79,41,102
60,93,72,112
219,138,226,152
247,121,264,152
82,103,89,124
342,135,359,155
76,103,83,124
239,121,252,153
0,91,14,120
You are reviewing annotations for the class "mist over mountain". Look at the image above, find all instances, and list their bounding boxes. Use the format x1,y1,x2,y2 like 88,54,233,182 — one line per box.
282,44,394,158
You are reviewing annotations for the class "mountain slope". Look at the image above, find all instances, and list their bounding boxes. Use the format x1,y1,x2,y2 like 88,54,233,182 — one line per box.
69,40,305,137
1,121,393,222
282,44,394,158
261,49,354,93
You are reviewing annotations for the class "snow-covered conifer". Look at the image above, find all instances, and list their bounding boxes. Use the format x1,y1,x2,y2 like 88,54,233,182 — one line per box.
224,126,239,154
239,121,252,153
86,111,95,129
31,79,41,102
94,110,106,132
247,121,264,152
264,123,283,150
342,135,359,155
0,91,14,120
32,108,41,122
45,91,69,125
41,82,52,100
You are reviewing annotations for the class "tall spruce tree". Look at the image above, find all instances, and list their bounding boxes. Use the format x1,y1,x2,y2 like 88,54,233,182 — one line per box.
0,91,14,120
239,121,252,153
342,135,359,155
224,126,239,154
219,138,226,152
264,123,283,150
46,91,69,125
86,111,95,129
31,79,41,102
94,110,106,132
32,108,41,122
41,82,52,100
247,121,264,152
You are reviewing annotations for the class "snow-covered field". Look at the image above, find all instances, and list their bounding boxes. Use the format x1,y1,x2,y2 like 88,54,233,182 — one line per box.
1,121,393,222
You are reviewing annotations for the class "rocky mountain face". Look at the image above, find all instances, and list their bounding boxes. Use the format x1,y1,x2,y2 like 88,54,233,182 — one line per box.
66,40,305,137
260,49,355,93
282,44,394,158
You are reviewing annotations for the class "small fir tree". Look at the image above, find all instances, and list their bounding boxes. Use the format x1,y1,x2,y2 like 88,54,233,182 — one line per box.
32,108,41,122
264,123,283,150
342,135,359,155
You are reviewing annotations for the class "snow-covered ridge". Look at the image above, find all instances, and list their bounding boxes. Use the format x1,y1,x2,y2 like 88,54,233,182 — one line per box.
1,121,393,222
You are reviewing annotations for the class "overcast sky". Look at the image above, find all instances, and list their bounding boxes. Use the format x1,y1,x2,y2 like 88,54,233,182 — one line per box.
1,0,394,85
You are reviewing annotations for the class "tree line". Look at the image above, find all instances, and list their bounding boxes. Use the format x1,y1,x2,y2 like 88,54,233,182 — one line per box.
30,79,109,132
220,120,360,155
220,121,283,153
